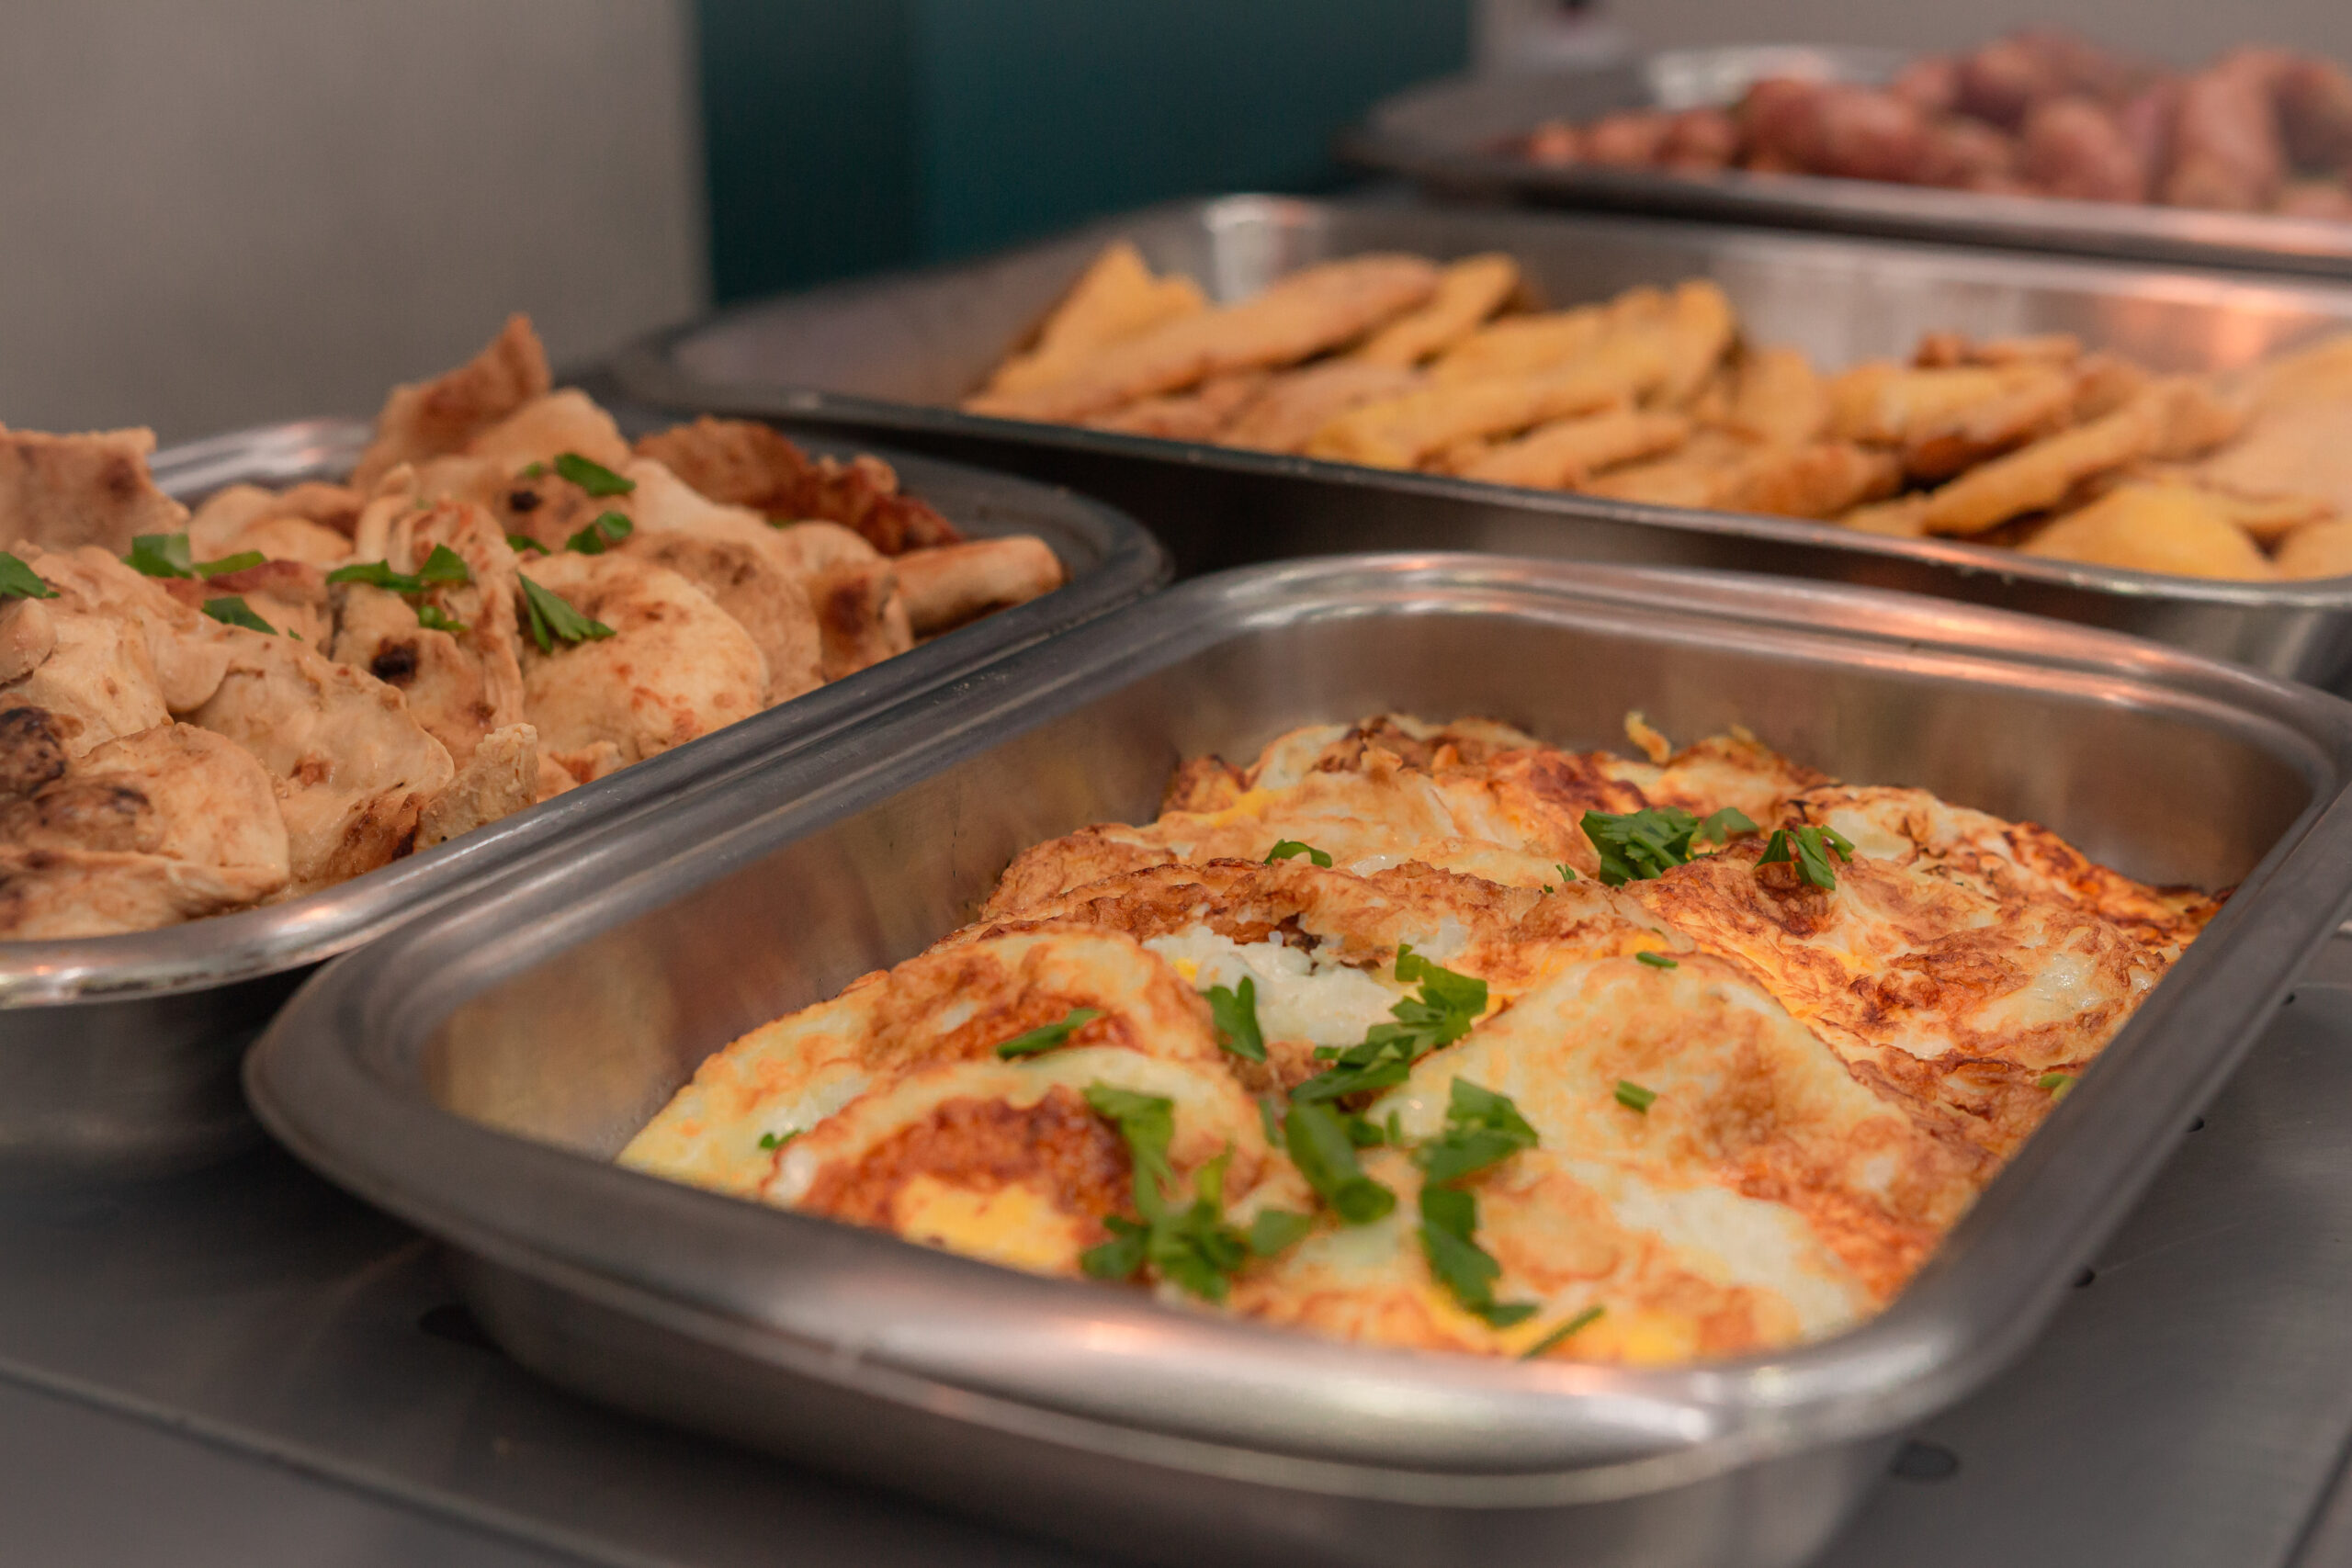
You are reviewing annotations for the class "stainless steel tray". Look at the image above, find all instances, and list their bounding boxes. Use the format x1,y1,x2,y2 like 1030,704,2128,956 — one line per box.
1341,46,2352,281
246,554,2352,1568
608,193,2352,688
2,414,1165,1183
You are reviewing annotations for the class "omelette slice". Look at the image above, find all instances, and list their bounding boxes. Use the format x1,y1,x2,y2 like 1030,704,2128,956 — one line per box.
1628,786,2217,1160
619,926,1290,1277
1228,952,1982,1362
985,714,1824,917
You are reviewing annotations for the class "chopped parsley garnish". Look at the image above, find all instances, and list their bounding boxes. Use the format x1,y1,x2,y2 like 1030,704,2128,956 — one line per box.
1758,823,1855,891
1283,1100,1396,1224
1419,1185,1536,1327
327,544,474,595
506,533,548,554
1521,1304,1605,1359
1634,951,1679,970
1694,807,1758,848
201,596,276,634
1291,943,1487,1103
1265,840,1333,868
1555,863,1577,883
518,461,547,480
1614,1079,1658,1113
553,452,635,497
127,533,195,578
565,510,635,555
1206,976,1265,1062
416,604,469,635
1258,1097,1283,1145
1412,1079,1541,1328
1246,1208,1316,1257
0,553,56,600
1079,1085,1280,1302
518,572,616,653
2037,1072,2077,1100
1581,807,1714,885
196,549,266,578
992,1006,1103,1059
1411,1078,1538,1186
757,1130,799,1151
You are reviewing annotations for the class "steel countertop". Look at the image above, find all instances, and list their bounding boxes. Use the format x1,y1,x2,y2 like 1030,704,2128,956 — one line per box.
9,954,2352,1567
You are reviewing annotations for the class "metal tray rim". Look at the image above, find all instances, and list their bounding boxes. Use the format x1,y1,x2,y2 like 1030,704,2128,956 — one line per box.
247,553,2352,1485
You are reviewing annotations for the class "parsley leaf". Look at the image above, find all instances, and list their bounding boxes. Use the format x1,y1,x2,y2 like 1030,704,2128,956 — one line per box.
1758,824,1854,890
128,533,195,579
554,452,635,497
1265,840,1333,868
757,1130,799,1151
1555,863,1577,883
1283,1100,1396,1224
1635,951,1679,969
518,572,616,653
1292,944,1487,1103
506,533,548,555
1247,1208,1315,1257
1614,1079,1657,1113
566,510,635,555
1581,807,1709,885
1206,976,1266,1062
2037,1072,2076,1100
1695,807,1758,847
0,553,57,600
518,461,547,480
993,1006,1103,1059
1521,1304,1605,1359
416,604,468,635
1412,1078,1538,1186
201,596,277,634
328,546,473,596
1419,1184,1536,1327
1079,1089,1261,1302
195,550,266,579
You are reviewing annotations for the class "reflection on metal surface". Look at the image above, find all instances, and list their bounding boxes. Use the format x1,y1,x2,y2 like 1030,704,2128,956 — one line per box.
251,556,2352,1568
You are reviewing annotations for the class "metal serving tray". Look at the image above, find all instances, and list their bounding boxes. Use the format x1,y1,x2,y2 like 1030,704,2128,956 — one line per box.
247,554,2352,1568
609,194,2352,687
1341,45,2352,281
1,414,1164,1183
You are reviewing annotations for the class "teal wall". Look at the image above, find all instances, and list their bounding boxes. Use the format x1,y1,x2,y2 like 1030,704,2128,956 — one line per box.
697,0,1472,304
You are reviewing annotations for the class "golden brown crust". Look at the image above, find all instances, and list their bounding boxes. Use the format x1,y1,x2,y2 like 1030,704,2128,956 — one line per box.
632,417,960,554
353,315,549,491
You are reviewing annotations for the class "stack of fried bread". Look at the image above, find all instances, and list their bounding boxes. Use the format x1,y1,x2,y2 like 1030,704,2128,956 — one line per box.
965,242,2352,581
623,714,2212,1365
0,317,1066,939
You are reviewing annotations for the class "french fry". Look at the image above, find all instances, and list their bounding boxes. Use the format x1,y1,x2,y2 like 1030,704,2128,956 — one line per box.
1221,361,1421,453
2275,516,2352,579
965,254,1440,423
1720,442,1903,519
1431,303,1611,386
1459,406,1690,489
1579,431,1758,508
1723,346,1827,447
1350,254,1520,368
982,243,1208,398
1087,370,1271,442
2022,483,2276,579
1306,342,1663,469
1838,493,1936,536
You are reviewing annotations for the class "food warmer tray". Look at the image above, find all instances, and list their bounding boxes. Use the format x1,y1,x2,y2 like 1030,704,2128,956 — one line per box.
607,193,2352,688
1339,45,2352,282
247,554,2352,1568
0,413,1166,1184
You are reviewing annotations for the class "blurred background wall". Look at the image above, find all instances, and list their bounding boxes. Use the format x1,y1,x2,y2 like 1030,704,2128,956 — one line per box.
5,1,2350,443
0,1,704,441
